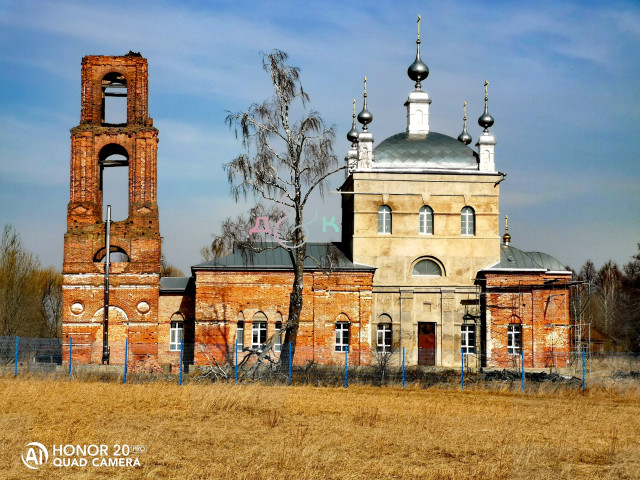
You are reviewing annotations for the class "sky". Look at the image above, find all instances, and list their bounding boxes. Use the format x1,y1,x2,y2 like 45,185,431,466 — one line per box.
0,0,639,274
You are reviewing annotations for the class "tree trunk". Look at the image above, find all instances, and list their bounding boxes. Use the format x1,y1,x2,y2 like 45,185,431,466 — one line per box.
282,242,306,367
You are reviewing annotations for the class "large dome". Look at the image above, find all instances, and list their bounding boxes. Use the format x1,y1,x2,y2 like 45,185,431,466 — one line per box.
374,131,479,169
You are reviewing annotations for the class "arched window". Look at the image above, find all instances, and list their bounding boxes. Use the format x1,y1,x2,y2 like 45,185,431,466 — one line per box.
412,259,443,276
378,205,392,234
252,312,267,350
170,312,184,351
335,322,350,352
102,72,127,126
461,206,475,236
236,312,245,352
99,144,129,222
419,206,433,235
377,314,392,353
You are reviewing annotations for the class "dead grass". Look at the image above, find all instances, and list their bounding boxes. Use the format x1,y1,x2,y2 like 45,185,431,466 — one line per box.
0,377,639,479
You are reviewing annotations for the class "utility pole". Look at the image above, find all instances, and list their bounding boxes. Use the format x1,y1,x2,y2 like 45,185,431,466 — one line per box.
102,205,111,364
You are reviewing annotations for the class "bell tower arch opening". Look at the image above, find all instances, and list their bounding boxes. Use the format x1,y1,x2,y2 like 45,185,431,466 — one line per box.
99,144,129,222
102,72,127,126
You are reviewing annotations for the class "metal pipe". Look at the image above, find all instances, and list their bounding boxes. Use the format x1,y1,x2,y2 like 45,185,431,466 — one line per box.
102,205,111,364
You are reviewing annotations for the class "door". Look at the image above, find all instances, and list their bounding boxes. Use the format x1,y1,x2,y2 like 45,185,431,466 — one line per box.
418,322,436,366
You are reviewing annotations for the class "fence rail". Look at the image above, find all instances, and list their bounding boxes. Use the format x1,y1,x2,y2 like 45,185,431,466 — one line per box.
2,336,639,391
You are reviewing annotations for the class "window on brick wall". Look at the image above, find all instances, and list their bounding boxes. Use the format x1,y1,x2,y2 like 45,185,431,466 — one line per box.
461,206,475,236
252,312,267,350
102,72,127,126
508,324,522,355
377,323,392,353
461,324,476,354
419,206,434,235
236,317,244,353
274,320,283,353
170,321,184,351
335,322,350,352
378,205,392,234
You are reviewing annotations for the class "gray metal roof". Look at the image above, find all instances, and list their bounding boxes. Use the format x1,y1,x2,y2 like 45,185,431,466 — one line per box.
192,242,375,272
483,245,570,272
373,132,479,169
159,276,194,293
525,251,568,272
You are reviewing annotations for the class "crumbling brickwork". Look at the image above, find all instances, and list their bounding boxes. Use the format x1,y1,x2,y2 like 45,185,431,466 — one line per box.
482,272,572,368
62,54,161,363
192,270,374,366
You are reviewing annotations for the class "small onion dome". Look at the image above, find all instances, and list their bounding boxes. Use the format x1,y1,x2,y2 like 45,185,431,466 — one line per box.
478,107,494,131
478,80,494,131
502,215,511,245
457,102,471,145
457,127,472,145
408,40,429,89
347,124,359,144
357,77,373,131
357,105,373,130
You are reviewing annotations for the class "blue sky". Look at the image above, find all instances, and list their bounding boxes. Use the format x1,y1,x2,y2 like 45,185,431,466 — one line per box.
0,0,639,273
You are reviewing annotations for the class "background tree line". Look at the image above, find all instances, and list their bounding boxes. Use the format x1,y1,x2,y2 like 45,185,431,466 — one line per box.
573,243,640,352
0,224,62,338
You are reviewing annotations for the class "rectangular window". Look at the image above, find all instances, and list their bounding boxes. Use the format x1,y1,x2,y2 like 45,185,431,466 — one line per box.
377,323,392,352
274,321,282,353
335,322,350,352
461,324,475,354
170,321,183,351
252,321,267,350
508,324,522,355
236,321,244,352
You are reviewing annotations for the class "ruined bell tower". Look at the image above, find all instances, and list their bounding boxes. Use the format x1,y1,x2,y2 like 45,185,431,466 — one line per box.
62,53,160,364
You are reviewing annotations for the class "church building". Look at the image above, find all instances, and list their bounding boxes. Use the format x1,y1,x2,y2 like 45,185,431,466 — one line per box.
62,22,573,370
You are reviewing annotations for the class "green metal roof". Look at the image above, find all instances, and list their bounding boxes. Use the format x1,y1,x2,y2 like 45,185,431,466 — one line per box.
373,132,479,169
192,242,375,272
483,245,570,272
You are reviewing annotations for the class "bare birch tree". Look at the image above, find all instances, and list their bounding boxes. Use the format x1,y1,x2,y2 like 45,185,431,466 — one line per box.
207,50,344,368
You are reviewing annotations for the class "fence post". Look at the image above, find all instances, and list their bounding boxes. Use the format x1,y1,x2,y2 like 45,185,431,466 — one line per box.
235,342,238,384
179,338,184,386
288,342,292,386
582,348,586,392
521,347,525,392
68,337,73,381
461,348,464,391
123,338,128,384
14,336,19,377
344,345,348,389
402,346,405,389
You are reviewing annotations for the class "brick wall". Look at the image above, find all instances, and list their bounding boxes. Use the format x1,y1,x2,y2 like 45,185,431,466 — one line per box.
193,269,374,366
483,272,572,368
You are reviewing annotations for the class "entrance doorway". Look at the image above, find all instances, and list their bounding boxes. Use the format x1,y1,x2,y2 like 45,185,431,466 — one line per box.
418,322,436,366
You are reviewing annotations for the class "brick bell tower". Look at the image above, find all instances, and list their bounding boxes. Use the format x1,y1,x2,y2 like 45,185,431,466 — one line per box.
62,53,160,364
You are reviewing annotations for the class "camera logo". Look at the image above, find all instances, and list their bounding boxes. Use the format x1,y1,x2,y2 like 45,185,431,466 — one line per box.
21,442,49,470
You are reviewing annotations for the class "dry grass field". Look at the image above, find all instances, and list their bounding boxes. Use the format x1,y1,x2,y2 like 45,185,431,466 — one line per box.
0,377,639,479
